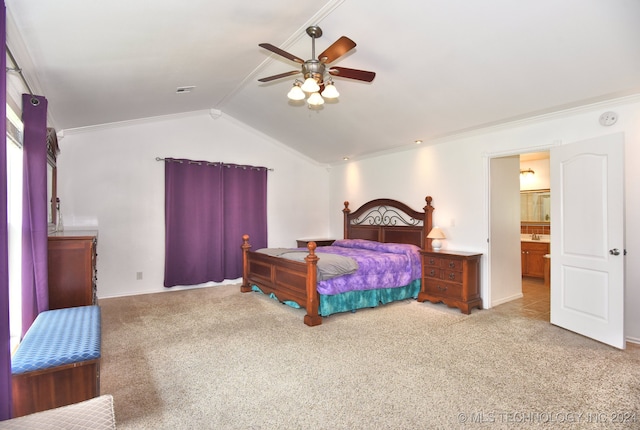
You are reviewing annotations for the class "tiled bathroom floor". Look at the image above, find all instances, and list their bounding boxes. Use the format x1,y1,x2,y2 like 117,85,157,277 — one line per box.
494,277,550,321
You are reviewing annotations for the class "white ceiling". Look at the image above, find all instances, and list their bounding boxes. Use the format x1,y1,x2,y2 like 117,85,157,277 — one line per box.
6,0,640,164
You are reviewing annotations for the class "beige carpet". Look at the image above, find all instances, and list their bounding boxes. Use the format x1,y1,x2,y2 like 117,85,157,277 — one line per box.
99,285,640,429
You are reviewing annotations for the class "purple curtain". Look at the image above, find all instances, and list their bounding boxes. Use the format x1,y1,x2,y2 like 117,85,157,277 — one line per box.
222,164,268,276
21,94,49,336
164,159,267,287
0,1,13,419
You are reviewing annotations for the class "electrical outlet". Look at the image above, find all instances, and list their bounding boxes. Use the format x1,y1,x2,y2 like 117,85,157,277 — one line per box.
136,272,143,280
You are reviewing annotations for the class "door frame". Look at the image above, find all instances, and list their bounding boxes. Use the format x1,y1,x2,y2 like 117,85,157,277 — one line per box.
486,145,554,310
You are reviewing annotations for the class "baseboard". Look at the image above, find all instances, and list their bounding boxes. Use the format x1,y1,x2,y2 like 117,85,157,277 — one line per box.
625,336,640,346
490,292,524,307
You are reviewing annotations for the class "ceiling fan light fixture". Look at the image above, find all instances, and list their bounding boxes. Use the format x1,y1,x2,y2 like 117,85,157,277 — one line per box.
307,92,325,106
321,80,339,99
258,26,376,108
301,77,320,93
287,81,305,101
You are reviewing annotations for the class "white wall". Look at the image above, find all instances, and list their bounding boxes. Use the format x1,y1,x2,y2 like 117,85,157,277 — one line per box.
489,156,523,306
519,158,550,191
328,95,640,343
57,111,332,298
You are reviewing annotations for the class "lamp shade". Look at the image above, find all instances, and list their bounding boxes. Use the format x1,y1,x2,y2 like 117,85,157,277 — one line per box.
287,84,305,101
427,227,446,251
307,92,325,106
321,82,339,99
301,77,320,93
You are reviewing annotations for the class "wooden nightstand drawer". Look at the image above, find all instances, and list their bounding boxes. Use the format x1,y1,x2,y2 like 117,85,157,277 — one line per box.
441,258,463,272
423,256,441,267
443,270,463,283
423,267,440,278
423,279,462,300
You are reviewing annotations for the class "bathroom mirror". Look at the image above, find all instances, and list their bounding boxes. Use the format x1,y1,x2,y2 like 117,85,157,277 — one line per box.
521,189,550,223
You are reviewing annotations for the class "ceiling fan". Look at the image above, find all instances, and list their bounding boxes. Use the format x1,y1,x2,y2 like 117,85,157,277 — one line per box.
258,26,376,106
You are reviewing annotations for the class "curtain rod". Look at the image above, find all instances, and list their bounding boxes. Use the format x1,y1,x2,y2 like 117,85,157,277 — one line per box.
5,44,41,106
155,157,273,171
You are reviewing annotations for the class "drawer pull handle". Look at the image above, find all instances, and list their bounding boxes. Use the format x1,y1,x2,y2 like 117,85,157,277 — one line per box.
448,262,455,268
429,258,436,265
430,269,436,277
448,273,456,280
436,285,447,292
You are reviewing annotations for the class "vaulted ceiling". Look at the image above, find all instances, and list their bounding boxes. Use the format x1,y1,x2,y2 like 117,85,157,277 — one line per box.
6,0,640,164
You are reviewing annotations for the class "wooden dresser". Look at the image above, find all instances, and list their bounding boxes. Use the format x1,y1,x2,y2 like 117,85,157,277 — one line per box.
417,250,482,314
47,230,98,309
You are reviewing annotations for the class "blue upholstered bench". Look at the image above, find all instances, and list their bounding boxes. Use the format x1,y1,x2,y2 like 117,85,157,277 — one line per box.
11,305,102,418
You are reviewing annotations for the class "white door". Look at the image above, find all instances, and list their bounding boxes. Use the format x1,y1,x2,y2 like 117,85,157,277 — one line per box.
550,133,625,349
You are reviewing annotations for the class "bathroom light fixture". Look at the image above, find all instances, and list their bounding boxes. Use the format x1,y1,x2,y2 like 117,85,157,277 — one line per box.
520,168,535,176
427,227,446,251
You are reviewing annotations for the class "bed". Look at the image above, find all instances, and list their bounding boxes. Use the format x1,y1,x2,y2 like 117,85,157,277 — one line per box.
241,196,434,326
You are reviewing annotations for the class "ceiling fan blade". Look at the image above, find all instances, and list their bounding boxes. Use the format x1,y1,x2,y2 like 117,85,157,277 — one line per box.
259,43,305,64
257,70,301,83
328,67,376,82
318,36,356,63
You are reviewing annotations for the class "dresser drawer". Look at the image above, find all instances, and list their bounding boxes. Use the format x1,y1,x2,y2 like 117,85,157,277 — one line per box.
423,266,440,278
423,279,462,300
443,270,463,283
423,255,442,268
441,258,463,272
422,268,463,282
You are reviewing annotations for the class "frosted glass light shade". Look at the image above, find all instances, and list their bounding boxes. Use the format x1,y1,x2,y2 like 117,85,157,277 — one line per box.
321,82,339,99
307,92,325,106
287,85,305,101
301,77,320,93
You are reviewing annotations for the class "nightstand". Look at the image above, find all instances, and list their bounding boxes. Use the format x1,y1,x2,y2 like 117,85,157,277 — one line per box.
296,239,336,248
417,250,482,314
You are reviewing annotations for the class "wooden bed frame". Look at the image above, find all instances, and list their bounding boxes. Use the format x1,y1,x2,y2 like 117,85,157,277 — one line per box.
241,196,434,326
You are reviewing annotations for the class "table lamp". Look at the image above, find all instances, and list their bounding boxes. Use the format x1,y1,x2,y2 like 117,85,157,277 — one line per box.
427,227,446,251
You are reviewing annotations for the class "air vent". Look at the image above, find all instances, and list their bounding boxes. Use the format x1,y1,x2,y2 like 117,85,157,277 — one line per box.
176,86,195,94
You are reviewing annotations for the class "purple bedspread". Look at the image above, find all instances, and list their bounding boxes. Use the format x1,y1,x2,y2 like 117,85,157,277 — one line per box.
312,239,422,295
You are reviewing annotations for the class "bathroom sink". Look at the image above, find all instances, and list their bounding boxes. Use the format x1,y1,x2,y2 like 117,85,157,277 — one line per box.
521,234,550,243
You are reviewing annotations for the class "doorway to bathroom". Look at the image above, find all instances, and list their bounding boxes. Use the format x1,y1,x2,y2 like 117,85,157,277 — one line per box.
488,150,550,321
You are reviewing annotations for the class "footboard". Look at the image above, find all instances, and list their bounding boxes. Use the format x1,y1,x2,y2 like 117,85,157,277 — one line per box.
241,235,321,326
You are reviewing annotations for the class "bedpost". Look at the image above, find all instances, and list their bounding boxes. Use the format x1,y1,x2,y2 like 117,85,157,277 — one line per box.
303,241,322,326
424,196,434,250
343,201,351,239
240,234,252,293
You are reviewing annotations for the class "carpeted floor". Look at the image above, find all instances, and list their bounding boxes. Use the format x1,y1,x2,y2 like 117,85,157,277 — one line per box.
100,284,640,429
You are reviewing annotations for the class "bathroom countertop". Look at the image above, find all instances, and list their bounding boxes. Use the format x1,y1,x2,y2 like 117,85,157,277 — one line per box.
521,234,550,243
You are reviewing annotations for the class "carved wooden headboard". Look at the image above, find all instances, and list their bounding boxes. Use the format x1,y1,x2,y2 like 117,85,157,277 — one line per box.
342,196,434,249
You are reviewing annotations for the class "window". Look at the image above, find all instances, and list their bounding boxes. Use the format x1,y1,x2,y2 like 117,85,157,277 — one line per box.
6,104,23,349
